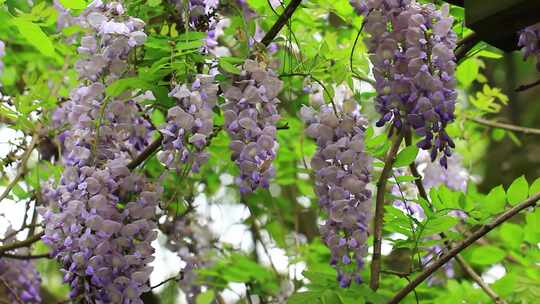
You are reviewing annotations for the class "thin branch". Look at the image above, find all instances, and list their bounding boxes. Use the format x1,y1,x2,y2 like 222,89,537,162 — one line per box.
370,132,404,291
0,231,44,255
0,134,39,203
466,115,540,135
404,131,503,303
455,32,481,63
150,272,184,290
455,255,506,304
388,191,540,304
515,78,540,92
261,0,303,47
127,134,163,170
1,253,50,260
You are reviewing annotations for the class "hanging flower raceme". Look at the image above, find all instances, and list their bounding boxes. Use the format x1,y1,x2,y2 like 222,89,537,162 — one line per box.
223,59,283,193
351,0,457,167
518,23,540,71
40,161,159,303
0,228,42,303
41,2,160,303
162,214,216,304
301,100,372,288
158,75,218,173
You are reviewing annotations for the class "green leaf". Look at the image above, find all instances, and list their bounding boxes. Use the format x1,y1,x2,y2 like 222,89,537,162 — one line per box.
393,146,419,168
106,78,152,97
59,0,87,9
422,215,459,236
456,58,479,87
12,18,56,58
499,223,523,249
196,290,215,304
219,59,241,75
288,292,322,304
506,175,528,206
529,177,540,197
470,246,506,265
484,185,507,214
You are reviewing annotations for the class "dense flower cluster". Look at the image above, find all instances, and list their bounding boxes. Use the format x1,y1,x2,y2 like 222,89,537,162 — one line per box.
162,215,216,304
42,1,159,302
351,0,457,167
158,75,218,172
0,229,42,303
301,100,372,288
223,60,282,193
518,23,540,71
40,162,159,303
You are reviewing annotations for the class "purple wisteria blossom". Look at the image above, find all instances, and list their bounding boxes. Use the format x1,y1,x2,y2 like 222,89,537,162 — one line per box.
301,99,372,288
223,60,283,193
351,0,458,167
0,228,42,303
42,1,160,302
518,23,540,71
162,214,216,304
158,75,218,173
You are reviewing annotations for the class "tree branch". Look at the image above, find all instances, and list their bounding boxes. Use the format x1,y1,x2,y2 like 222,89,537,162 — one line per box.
370,132,404,291
466,115,540,135
261,0,303,47
127,134,163,170
1,252,50,260
404,131,503,303
515,78,540,92
0,231,44,255
454,255,506,304
388,191,540,304
0,134,39,203
455,32,481,63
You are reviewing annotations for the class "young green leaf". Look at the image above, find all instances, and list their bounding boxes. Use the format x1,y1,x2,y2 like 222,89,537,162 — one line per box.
484,185,507,214
470,246,506,265
506,175,528,206
12,18,56,58
59,0,87,9
393,146,419,168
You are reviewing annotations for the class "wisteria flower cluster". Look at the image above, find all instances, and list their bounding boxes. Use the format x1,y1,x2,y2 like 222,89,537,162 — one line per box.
518,23,540,71
158,75,218,173
223,59,283,193
0,229,42,303
41,1,160,303
40,161,159,303
351,0,457,167
301,100,372,288
162,214,216,304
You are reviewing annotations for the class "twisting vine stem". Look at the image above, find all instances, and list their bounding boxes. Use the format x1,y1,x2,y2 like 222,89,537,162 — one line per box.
370,131,404,291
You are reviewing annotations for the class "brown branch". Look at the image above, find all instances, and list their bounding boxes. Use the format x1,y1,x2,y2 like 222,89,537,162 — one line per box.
466,115,540,135
127,134,163,170
1,252,50,259
370,132,404,291
0,231,44,255
388,191,540,304
515,79,540,92
455,32,481,63
455,255,506,304
261,0,303,47
404,131,503,303
0,134,39,203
